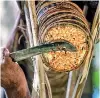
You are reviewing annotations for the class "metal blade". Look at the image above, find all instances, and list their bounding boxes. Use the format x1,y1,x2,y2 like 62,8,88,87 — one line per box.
10,41,77,61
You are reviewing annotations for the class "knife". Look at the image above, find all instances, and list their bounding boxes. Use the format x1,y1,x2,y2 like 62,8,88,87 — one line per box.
10,41,77,62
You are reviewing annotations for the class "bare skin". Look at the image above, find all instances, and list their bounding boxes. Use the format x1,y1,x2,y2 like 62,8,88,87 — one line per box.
1,48,31,98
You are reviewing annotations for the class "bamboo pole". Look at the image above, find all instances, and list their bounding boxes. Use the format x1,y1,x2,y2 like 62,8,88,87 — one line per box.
66,71,73,98
65,4,90,98
74,3,99,98
27,1,46,98
27,1,40,97
24,4,33,47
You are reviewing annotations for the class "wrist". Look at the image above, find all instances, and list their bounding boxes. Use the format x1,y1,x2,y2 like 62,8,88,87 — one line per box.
17,82,30,98
6,81,30,98
16,74,31,98
6,72,30,98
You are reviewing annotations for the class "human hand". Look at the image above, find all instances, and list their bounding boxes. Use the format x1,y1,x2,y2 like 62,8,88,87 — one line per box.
1,48,30,98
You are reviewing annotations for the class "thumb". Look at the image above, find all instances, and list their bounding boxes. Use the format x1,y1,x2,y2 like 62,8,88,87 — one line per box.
3,48,13,64
3,48,10,57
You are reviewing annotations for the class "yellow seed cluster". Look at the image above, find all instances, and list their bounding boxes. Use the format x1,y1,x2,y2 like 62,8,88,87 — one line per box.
43,25,88,71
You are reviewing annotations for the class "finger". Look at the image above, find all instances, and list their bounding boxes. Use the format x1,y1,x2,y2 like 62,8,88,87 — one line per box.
1,48,12,64
3,48,13,64
4,56,13,64
3,48,10,57
1,57,13,70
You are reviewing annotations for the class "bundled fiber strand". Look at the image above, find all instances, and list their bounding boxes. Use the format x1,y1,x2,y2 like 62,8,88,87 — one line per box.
37,1,91,72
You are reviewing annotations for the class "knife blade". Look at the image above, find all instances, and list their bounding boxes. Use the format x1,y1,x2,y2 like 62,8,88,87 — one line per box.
10,41,77,62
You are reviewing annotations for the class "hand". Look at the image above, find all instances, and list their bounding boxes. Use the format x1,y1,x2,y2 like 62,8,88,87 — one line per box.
1,48,30,98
